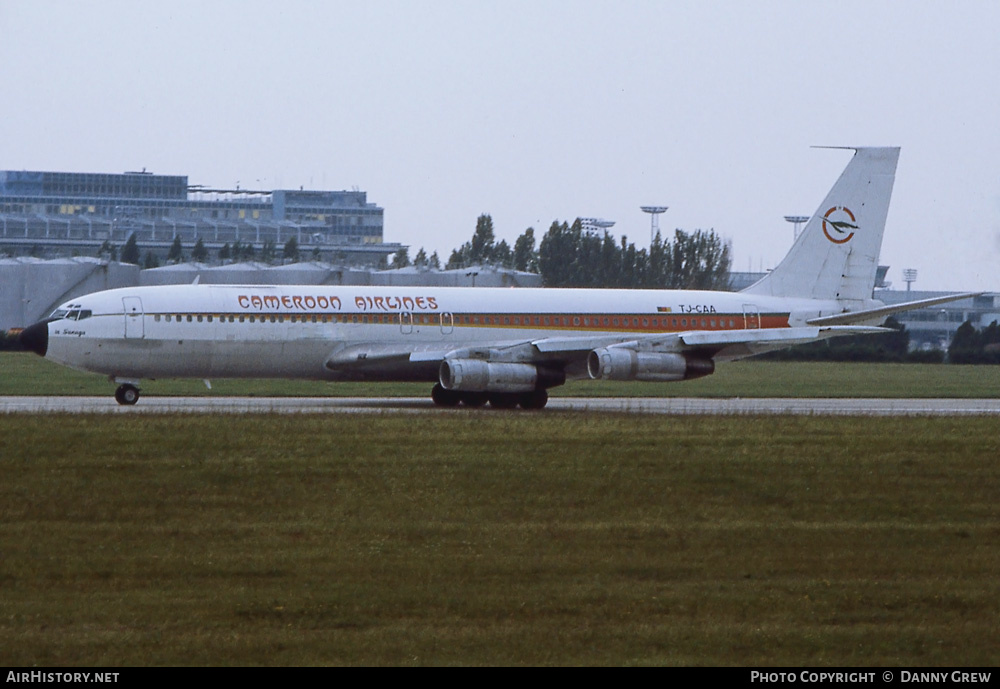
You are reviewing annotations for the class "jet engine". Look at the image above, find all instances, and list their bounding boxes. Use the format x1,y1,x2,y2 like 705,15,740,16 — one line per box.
587,348,714,382
439,359,564,393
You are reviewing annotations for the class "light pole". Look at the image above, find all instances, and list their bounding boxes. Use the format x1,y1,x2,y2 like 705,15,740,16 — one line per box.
784,215,810,242
641,206,668,245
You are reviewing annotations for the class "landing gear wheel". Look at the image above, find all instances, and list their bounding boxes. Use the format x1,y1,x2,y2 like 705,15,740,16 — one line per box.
431,383,461,407
114,384,140,406
488,393,519,409
518,389,549,410
460,392,489,408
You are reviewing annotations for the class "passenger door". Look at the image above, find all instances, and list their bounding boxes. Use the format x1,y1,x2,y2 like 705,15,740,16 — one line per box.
123,297,144,339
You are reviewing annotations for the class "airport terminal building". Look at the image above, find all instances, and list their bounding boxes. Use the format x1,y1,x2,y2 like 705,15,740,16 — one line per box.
0,169,401,265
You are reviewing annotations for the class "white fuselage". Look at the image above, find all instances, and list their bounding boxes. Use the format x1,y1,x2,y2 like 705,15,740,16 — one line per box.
44,284,854,383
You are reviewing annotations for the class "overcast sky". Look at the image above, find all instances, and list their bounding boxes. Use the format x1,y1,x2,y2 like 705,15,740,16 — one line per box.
2,0,998,291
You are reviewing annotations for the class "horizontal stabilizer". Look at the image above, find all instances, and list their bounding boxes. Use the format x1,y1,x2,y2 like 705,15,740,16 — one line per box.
806,292,982,326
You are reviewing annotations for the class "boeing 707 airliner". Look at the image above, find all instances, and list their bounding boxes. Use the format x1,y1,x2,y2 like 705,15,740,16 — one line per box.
19,147,973,408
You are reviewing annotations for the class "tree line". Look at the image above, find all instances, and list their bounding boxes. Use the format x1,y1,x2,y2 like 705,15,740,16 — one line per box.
761,317,940,363
761,319,1000,364
949,320,1000,364
102,234,308,269
437,214,732,290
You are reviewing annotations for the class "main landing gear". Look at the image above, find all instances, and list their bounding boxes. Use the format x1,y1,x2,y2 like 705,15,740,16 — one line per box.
114,383,140,406
431,383,548,410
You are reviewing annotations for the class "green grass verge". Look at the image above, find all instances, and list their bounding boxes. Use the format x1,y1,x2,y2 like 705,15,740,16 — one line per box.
3,351,1000,398
1,414,998,665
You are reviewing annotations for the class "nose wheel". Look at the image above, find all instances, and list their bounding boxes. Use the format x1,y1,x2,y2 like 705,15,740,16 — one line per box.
114,384,141,406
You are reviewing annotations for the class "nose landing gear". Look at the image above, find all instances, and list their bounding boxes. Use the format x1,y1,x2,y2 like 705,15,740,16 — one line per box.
114,384,140,406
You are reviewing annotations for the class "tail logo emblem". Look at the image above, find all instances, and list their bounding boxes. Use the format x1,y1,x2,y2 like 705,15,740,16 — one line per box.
822,206,858,244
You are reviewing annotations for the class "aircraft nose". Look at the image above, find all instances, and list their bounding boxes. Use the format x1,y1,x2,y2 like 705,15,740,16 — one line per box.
19,319,51,357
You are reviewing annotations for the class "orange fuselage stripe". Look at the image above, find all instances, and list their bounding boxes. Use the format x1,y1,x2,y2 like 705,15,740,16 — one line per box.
146,311,792,333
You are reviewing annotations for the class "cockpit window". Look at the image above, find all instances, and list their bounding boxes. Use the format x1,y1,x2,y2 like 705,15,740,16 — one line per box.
49,307,92,321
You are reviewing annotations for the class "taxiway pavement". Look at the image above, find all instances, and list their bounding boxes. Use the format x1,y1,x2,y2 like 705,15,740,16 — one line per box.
3,396,1000,415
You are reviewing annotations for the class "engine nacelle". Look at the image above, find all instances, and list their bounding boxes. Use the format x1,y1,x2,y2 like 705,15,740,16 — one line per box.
587,348,714,382
440,359,540,393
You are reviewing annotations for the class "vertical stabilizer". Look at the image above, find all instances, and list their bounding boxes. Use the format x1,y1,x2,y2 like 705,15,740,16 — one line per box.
742,147,899,304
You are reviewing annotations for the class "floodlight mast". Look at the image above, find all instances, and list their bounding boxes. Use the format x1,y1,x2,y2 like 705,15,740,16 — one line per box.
903,268,918,292
641,206,668,244
784,215,810,241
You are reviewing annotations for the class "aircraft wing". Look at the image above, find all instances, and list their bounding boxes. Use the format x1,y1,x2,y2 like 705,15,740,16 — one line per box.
806,292,981,326
326,325,891,376
533,325,891,363
665,325,891,360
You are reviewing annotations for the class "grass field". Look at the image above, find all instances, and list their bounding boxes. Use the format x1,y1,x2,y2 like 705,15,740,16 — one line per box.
1,413,998,666
4,351,1000,398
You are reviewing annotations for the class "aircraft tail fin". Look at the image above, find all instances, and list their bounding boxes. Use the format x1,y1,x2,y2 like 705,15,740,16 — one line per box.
742,147,900,304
